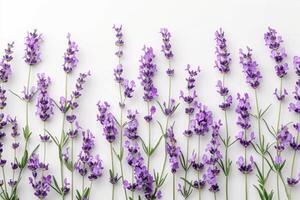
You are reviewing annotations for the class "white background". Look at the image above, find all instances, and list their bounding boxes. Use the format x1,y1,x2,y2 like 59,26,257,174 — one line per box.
0,0,300,199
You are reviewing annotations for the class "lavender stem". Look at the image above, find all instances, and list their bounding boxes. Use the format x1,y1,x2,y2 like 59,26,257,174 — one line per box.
147,102,151,170
110,143,115,200
197,135,202,200
173,173,176,200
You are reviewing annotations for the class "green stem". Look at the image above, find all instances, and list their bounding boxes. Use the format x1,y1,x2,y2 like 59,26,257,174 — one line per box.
244,130,248,200
289,129,299,199
25,65,32,128
71,138,74,200
222,74,230,200
276,77,283,200
197,135,201,200
147,102,151,170
1,167,7,193
173,173,176,200
214,192,217,200
110,143,115,200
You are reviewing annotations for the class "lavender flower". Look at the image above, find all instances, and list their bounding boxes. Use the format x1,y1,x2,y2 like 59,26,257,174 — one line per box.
274,88,288,101
22,86,37,102
289,80,300,114
166,125,181,173
160,28,173,60
97,101,118,143
236,93,252,131
274,125,292,152
191,103,213,136
36,73,54,121
75,130,104,181
113,24,124,57
264,27,288,77
28,153,52,199
124,110,139,140
138,46,158,102
239,47,262,89
0,87,7,109
293,56,300,76
0,42,14,83
236,156,255,174
215,28,231,73
63,33,79,74
287,173,300,187
24,30,43,66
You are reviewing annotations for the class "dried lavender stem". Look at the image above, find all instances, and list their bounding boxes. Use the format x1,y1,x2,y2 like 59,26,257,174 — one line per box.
25,65,32,128
110,143,115,200
173,173,176,200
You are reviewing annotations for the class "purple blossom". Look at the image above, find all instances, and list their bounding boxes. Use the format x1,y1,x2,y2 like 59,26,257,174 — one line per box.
75,130,104,181
205,121,223,165
123,79,135,99
28,153,51,199
113,24,124,57
144,105,156,122
236,156,255,174
24,30,42,66
22,86,37,102
36,73,54,121
63,33,79,74
96,101,118,143
214,28,231,74
191,103,213,136
138,46,158,102
185,64,200,90
0,86,7,109
124,110,139,140
274,88,288,101
236,93,251,130
66,121,81,139
293,56,300,76
0,42,14,83
239,47,262,89
264,27,288,77
189,152,205,172
206,166,220,193
275,125,292,152
287,173,300,187
289,80,300,114
160,28,173,60
236,131,255,148
162,98,177,116
166,125,181,173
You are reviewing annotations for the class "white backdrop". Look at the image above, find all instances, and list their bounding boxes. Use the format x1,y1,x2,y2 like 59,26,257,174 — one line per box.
0,0,300,199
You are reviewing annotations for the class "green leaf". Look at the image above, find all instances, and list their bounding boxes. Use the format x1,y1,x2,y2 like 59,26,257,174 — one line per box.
150,135,164,156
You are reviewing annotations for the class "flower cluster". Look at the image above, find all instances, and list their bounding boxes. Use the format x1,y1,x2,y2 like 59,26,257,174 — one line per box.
239,47,262,89
205,120,222,193
24,30,43,66
235,93,255,174
166,125,181,173
36,73,54,122
28,153,52,199
289,80,300,114
63,33,79,74
215,28,231,74
0,42,14,83
160,28,173,60
180,65,200,136
124,110,139,140
264,27,288,78
97,101,118,143
191,103,213,136
138,46,158,102
74,130,104,181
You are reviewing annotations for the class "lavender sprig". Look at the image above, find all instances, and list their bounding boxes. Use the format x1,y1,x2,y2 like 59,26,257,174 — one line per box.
214,28,232,200
0,42,14,83
264,27,289,200
178,64,200,199
235,93,255,200
138,46,158,170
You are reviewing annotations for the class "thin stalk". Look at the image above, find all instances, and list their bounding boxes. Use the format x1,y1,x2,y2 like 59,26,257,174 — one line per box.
183,99,191,190
289,121,299,199
147,102,151,170
160,59,172,178
110,143,115,200
222,74,230,200
276,78,283,200
279,172,290,200
60,73,68,200
1,167,7,193
214,193,217,200
244,130,248,200
254,89,265,178
131,169,135,200
197,135,201,200
25,65,32,128
173,173,176,200
71,138,74,200
118,81,128,200
82,171,85,195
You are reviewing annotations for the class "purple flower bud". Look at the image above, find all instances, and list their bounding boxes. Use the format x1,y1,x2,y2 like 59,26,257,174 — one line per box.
236,155,255,174
138,46,158,102
0,42,14,83
239,47,262,89
166,125,181,173
236,93,251,130
274,88,288,101
124,110,139,140
191,103,213,136
0,87,7,109
63,33,79,74
215,28,231,74
293,56,300,76
289,80,300,114
24,30,42,66
160,28,173,60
